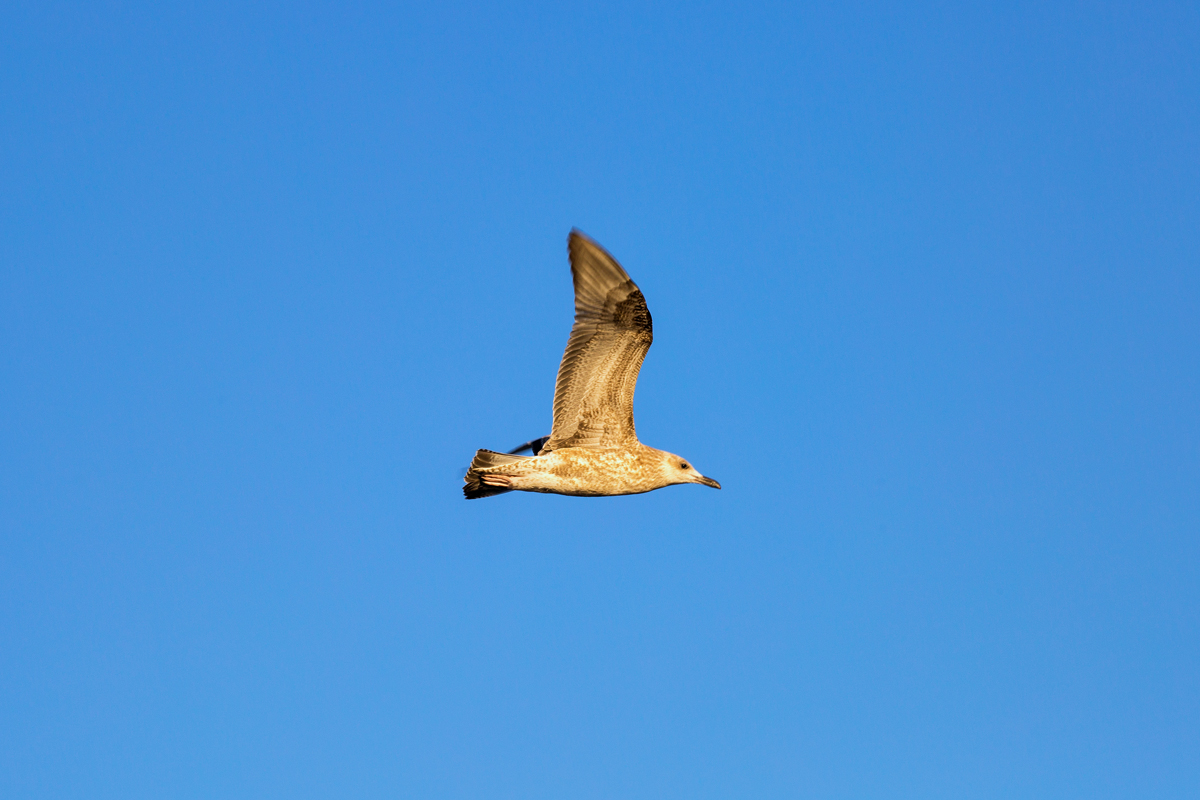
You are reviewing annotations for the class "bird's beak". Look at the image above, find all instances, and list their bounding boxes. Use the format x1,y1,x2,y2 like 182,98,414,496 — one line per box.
696,475,721,490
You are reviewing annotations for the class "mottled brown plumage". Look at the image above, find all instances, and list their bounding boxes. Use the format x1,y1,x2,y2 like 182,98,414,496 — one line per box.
463,230,719,499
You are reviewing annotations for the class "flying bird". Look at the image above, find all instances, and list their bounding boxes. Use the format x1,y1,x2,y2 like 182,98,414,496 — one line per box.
464,230,720,499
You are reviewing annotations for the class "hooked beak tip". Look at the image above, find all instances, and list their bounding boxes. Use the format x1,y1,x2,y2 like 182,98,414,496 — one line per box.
698,476,721,490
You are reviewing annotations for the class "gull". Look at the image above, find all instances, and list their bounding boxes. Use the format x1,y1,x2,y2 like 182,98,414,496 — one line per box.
464,230,721,499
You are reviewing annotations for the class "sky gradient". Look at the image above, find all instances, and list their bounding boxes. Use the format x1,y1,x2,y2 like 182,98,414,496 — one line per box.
2,2,1198,798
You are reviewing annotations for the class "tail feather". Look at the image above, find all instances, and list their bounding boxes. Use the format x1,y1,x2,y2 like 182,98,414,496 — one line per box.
463,449,532,499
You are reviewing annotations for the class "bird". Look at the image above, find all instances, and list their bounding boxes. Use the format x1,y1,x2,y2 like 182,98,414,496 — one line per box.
463,230,721,499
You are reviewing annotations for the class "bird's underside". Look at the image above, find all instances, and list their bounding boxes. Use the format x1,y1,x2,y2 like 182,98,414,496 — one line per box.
463,230,719,499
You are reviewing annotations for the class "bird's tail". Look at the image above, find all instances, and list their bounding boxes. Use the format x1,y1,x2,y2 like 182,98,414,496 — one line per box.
463,449,533,499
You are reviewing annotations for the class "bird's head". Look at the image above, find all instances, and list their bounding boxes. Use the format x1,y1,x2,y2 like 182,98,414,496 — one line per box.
657,450,721,490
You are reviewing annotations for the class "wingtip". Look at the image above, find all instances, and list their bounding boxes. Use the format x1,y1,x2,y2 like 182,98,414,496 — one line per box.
568,228,591,252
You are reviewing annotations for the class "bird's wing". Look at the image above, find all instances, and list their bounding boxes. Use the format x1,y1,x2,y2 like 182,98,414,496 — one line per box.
542,230,653,452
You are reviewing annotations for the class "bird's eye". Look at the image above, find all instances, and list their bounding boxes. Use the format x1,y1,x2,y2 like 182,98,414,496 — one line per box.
680,462,690,470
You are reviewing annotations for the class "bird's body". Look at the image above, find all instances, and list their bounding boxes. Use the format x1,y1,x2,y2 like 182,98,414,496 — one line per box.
463,230,719,499
468,444,709,497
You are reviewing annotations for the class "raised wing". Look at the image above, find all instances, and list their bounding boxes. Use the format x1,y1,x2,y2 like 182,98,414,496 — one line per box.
541,231,653,452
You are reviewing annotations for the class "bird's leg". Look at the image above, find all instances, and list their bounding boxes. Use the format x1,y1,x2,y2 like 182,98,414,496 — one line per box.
480,473,516,488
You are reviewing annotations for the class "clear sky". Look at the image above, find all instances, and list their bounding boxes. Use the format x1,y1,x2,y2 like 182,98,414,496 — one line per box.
2,2,1197,798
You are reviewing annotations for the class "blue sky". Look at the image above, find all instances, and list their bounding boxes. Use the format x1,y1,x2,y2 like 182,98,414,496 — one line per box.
2,1,1197,797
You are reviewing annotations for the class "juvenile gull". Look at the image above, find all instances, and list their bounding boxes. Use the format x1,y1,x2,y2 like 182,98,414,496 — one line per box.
463,230,720,499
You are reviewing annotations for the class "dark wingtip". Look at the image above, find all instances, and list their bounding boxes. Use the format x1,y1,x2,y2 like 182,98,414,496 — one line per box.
507,436,551,456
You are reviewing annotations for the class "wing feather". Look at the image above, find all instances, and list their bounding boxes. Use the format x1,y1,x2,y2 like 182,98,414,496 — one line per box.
542,231,653,451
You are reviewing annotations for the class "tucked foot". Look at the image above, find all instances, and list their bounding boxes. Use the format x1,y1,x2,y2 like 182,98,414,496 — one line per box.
481,473,516,488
